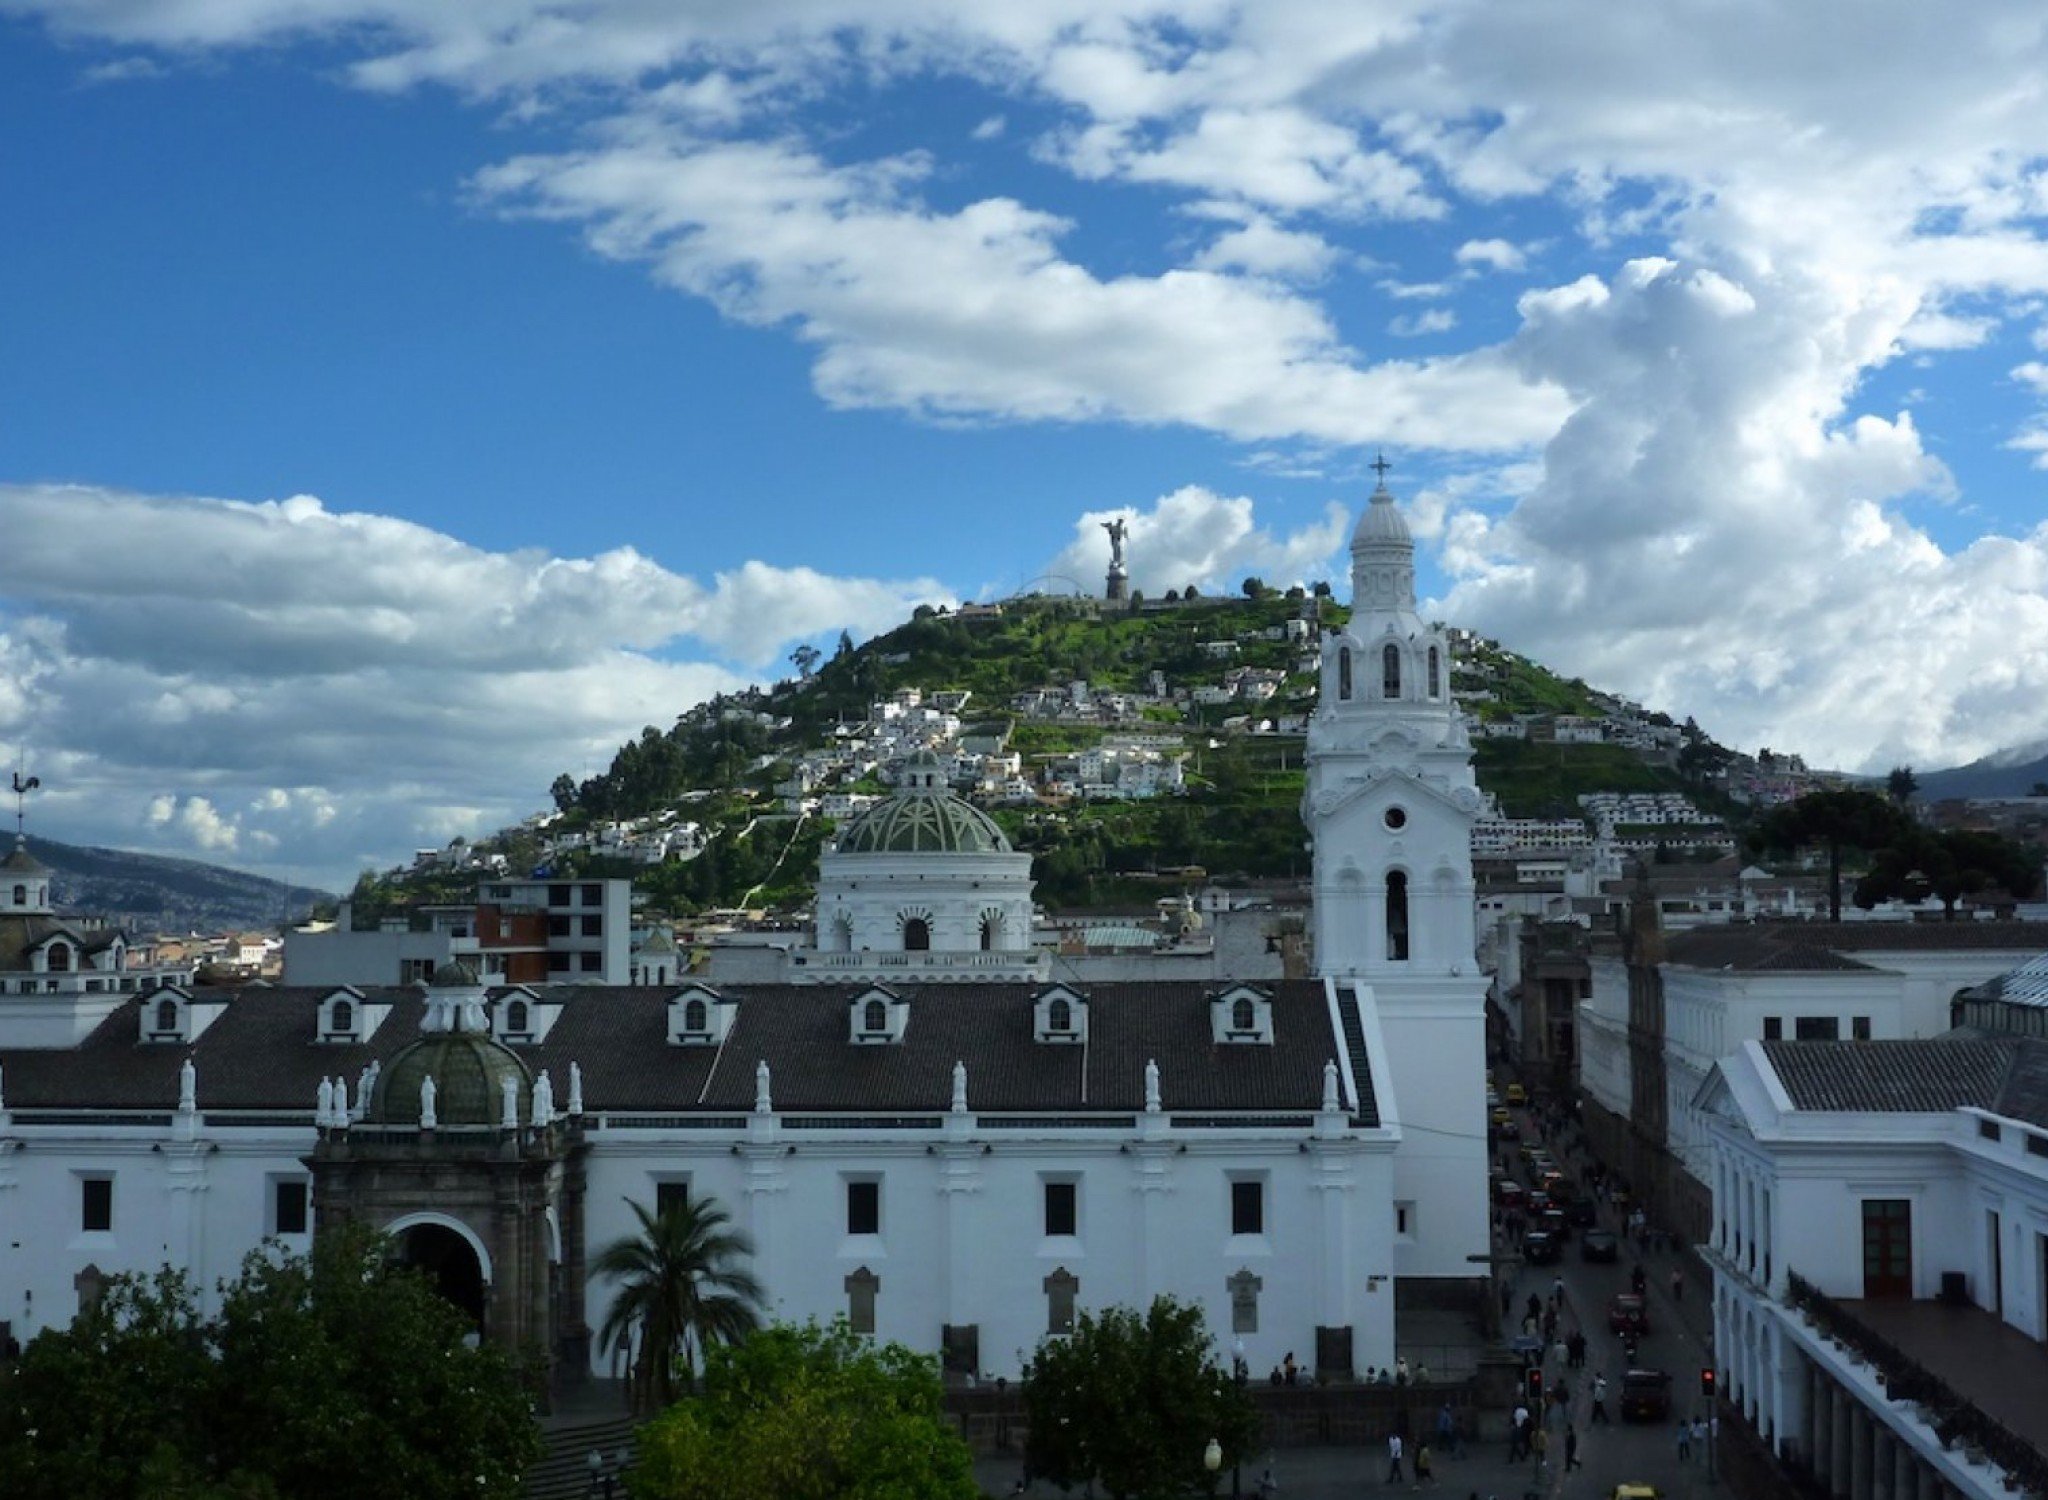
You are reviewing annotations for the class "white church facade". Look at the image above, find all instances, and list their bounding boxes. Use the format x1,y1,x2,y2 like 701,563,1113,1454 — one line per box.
0,478,1489,1386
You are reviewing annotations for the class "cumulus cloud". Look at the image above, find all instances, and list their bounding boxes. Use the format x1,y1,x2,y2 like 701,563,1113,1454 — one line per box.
1390,308,1456,337
1048,487,1349,596
1456,238,1525,274
0,485,951,887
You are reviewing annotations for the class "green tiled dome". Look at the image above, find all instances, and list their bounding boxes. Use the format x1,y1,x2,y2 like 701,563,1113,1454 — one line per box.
835,752,1012,855
370,1032,531,1127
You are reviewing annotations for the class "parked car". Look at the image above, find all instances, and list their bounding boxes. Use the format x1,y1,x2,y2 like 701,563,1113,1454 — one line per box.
1580,1228,1620,1263
1608,1293,1650,1335
1620,1369,1672,1422
1612,1483,1661,1500
1506,1083,1529,1105
1494,1179,1525,1208
1523,1230,1561,1265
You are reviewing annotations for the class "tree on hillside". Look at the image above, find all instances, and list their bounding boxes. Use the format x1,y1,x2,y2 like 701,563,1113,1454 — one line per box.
593,1195,766,1412
1748,788,1913,923
551,773,579,814
1886,765,1919,805
1022,1297,1258,1500
631,1321,977,1500
0,1226,540,1500
790,643,821,679
1856,826,2042,920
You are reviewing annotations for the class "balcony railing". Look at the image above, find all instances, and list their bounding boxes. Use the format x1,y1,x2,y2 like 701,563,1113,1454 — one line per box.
1784,1271,2048,1496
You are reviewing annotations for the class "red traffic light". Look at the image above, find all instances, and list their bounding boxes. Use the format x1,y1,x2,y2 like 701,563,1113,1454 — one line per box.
1526,1368,1545,1402
1700,1367,1718,1398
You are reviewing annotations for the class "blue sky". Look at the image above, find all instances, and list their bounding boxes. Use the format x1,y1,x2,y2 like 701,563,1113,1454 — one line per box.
3,2,2047,891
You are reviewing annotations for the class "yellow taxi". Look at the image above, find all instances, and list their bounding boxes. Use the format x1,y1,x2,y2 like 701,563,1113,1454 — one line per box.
1506,1083,1528,1105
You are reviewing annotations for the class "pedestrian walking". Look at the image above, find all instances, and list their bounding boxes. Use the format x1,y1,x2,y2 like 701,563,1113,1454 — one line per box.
1671,1267,1685,1302
1677,1418,1693,1462
1387,1431,1405,1485
1564,1426,1581,1473
1509,1405,1529,1461
1531,1425,1549,1480
1416,1441,1435,1487
1436,1402,1459,1459
1590,1374,1609,1425
1568,1330,1586,1369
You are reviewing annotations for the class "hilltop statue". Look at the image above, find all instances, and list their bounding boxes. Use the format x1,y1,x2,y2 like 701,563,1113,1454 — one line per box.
1102,517,1129,568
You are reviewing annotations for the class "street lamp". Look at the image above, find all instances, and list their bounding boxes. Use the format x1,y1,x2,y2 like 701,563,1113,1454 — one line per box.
1204,1437,1223,1478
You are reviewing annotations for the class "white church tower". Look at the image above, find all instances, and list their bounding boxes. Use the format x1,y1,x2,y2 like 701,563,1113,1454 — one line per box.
1304,463,1490,1287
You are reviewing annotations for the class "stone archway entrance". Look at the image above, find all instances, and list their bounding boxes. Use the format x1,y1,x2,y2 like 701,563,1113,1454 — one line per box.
396,1221,488,1329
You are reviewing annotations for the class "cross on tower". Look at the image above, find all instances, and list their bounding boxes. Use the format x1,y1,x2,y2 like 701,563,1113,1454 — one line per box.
1370,451,1392,485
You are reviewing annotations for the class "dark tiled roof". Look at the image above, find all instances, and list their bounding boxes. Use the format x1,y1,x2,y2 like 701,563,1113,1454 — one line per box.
0,981,1370,1123
1989,1041,2048,1131
1662,928,1879,973
0,914,110,970
1762,1038,2016,1112
1779,921,2048,953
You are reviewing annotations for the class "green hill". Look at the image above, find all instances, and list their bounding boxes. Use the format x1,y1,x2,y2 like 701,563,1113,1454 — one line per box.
382,594,1739,916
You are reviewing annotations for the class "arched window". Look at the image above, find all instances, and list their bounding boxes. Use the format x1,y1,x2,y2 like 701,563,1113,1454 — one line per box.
1231,996,1255,1031
980,913,998,951
1338,648,1353,701
155,998,179,1032
331,999,354,1033
1382,644,1402,698
505,999,529,1034
1385,871,1410,961
1048,998,1072,1033
1427,647,1441,699
833,914,854,953
10,885,23,906
683,997,707,1033
902,917,931,952
46,942,71,972
863,998,888,1032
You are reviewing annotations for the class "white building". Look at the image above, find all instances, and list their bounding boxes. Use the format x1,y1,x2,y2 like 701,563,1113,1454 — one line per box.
0,480,1484,1392
1699,1015,2048,1500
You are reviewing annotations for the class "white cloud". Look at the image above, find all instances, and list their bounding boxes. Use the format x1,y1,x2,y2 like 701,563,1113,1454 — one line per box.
1455,238,1524,273
1389,308,1456,337
1048,487,1349,596
971,114,1006,140
1190,214,1338,280
0,485,953,887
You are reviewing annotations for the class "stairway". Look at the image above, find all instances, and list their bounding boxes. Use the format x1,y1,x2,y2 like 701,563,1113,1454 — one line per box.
524,1414,638,1500
1332,981,1378,1121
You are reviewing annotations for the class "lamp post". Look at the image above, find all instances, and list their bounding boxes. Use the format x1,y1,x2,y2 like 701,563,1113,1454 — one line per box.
1204,1436,1223,1495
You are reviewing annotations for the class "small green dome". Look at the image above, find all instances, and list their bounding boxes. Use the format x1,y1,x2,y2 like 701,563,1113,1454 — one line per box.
370,1032,531,1127
835,753,1012,855
427,957,481,988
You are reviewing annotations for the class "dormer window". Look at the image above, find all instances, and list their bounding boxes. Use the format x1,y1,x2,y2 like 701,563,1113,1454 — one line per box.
503,998,530,1035
848,986,908,1045
331,999,354,1033
1210,985,1273,1045
46,942,71,973
668,984,736,1046
1033,985,1088,1044
155,997,178,1033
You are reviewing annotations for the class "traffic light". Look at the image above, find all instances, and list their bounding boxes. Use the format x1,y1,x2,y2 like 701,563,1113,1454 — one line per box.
1526,1367,1545,1403
1700,1367,1718,1400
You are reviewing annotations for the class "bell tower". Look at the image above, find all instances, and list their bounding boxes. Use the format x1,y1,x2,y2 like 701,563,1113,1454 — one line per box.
1303,461,1488,1287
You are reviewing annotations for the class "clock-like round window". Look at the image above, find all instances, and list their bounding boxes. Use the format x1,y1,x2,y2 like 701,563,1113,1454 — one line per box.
1384,807,1408,830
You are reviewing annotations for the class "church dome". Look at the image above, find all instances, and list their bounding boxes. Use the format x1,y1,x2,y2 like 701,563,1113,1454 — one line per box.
369,1031,532,1127
835,751,1013,855
1350,483,1411,548
2,838,48,875
427,957,480,988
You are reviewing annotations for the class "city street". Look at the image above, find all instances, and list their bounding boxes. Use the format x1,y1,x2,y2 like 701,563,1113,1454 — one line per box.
975,1097,1724,1500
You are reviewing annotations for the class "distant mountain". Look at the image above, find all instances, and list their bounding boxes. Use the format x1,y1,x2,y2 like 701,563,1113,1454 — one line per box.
1917,743,2048,802
16,835,334,934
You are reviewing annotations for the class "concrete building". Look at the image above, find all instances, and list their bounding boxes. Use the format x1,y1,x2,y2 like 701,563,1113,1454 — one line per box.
284,877,635,987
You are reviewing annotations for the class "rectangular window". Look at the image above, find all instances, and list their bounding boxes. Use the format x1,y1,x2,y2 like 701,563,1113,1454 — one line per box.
656,1180,690,1221
548,883,571,906
1861,1199,1912,1299
1231,1179,1264,1237
583,883,603,906
847,1179,880,1236
1395,1201,1415,1237
1762,1017,1783,1041
2028,1134,2048,1159
1794,1016,1840,1041
81,1175,113,1234
1979,1120,2002,1142
548,914,572,937
1044,1181,1077,1237
581,914,603,937
547,952,570,973
579,951,602,972
273,1179,309,1236
1852,1016,1872,1041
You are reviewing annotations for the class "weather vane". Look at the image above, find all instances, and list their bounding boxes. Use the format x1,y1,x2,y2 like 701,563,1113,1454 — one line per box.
10,768,40,841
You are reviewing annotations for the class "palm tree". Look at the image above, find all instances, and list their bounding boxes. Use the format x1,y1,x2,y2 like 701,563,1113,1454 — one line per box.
592,1194,766,1412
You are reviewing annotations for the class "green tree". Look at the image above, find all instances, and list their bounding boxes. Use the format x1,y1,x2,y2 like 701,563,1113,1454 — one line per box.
1748,788,1912,923
551,773,579,813
1022,1297,1258,1500
1886,765,1919,805
0,1227,539,1500
1856,826,2042,920
790,644,822,679
594,1195,766,1412
630,1321,976,1500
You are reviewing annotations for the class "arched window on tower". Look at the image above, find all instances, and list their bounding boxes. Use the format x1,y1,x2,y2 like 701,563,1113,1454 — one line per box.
10,885,23,906
1427,647,1441,699
902,917,931,952
980,912,999,951
1383,644,1402,699
1385,871,1410,961
1338,647,1353,701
